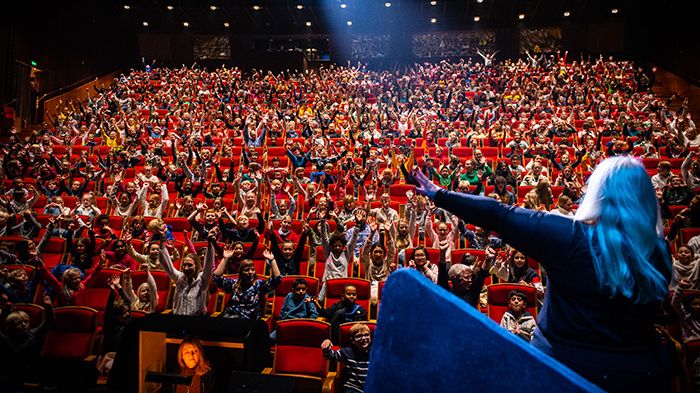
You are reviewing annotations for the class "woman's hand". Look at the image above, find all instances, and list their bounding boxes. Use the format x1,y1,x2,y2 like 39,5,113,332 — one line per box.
411,167,440,200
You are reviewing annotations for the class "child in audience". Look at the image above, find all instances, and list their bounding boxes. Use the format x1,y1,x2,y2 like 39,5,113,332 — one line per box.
671,285,700,342
500,290,537,342
0,296,54,391
321,323,372,393
159,229,216,316
214,249,281,319
314,284,367,341
279,278,318,320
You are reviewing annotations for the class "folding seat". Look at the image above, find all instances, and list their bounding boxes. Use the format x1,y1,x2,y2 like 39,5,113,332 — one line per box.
324,278,371,319
62,196,79,209
681,227,700,245
130,269,173,313
451,147,473,158
41,306,99,387
33,195,49,210
486,283,538,323
265,275,320,331
262,319,334,393
313,245,327,280
163,217,192,242
77,268,124,326
451,249,485,265
41,237,67,268
388,184,416,204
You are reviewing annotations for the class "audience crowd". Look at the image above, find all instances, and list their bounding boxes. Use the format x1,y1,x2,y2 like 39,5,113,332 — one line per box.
1,49,699,391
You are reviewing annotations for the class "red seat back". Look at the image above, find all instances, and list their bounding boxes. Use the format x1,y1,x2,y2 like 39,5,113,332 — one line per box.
324,278,371,317
486,284,538,323
273,319,330,378
42,306,98,359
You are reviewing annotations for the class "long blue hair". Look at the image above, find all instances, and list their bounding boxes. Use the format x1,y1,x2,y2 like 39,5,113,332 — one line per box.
574,156,670,303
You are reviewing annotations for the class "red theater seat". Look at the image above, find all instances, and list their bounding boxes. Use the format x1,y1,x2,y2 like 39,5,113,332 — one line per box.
486,283,538,323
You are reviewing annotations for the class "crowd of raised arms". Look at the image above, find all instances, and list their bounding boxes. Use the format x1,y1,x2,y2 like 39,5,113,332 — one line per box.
1,50,700,390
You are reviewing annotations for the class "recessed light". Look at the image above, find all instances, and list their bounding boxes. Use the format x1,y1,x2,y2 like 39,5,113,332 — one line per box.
123,5,130,10
473,16,480,22
340,3,347,8
563,11,571,17
347,20,353,26
224,22,230,27
253,5,261,11
183,22,190,27
305,21,312,27
430,17,437,23
210,5,217,11
430,0,437,5
518,13,525,20
385,2,392,7
611,8,619,14
167,5,174,11
476,0,483,3
296,4,304,10
142,21,149,26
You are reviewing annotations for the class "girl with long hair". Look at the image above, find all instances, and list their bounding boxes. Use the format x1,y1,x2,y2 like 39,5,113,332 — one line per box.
213,249,281,319
176,337,214,393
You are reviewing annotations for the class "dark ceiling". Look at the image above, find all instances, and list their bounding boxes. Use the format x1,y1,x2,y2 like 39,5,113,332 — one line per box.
9,0,659,36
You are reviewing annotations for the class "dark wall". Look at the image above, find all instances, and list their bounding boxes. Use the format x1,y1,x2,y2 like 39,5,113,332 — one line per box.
7,2,138,98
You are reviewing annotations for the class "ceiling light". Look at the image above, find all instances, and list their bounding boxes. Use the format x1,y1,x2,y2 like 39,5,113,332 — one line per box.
296,4,304,9
142,21,149,26
224,22,230,27
340,3,347,8
385,2,392,7
167,5,174,10
123,5,130,10
430,1,437,5
430,17,437,23
518,13,525,20
253,5,261,11
611,8,619,14
347,20,353,26
183,22,190,27
563,11,571,17
476,0,483,3
305,21,312,26
473,16,480,22
210,5,217,11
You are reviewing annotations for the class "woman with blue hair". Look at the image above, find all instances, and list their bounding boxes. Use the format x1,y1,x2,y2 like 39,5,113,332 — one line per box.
411,156,674,392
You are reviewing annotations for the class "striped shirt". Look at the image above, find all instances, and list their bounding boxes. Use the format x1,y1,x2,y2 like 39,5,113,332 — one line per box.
322,346,369,393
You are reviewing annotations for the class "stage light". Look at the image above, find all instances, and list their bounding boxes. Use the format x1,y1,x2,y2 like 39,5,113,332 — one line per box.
611,8,619,14
473,16,480,22
166,5,174,10
305,21,312,26
430,17,437,23
518,13,525,20
123,5,130,10
253,5,261,11
142,21,149,26
385,2,391,7
183,22,190,27
563,11,571,17
347,20,353,26
296,4,304,10
430,1,437,5
224,22,230,27
210,5,217,11
340,3,347,8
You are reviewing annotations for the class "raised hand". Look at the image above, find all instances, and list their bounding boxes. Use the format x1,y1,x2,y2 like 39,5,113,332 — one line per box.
411,167,440,199
262,249,274,260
